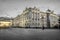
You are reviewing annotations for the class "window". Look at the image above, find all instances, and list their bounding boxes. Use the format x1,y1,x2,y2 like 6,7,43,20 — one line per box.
0,23,1,25
38,13,39,15
38,23,40,25
25,23,26,26
32,18,34,20
9,23,11,25
29,17,31,19
32,23,34,25
38,19,39,20
35,18,37,20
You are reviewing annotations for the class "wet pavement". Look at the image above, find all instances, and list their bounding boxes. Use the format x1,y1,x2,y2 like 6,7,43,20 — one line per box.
0,28,60,40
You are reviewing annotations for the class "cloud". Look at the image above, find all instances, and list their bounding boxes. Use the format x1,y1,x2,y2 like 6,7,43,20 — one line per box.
0,0,60,17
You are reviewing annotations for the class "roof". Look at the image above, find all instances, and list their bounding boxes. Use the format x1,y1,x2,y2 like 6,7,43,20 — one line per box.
0,17,13,21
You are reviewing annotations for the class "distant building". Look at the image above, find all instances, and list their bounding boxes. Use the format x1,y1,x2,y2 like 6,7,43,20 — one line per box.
0,17,13,27
13,7,59,28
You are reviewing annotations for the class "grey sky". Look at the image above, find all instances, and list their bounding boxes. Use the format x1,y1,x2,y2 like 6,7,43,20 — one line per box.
0,0,60,18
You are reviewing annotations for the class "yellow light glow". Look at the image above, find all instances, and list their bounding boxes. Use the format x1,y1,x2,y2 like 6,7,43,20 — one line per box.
0,21,12,27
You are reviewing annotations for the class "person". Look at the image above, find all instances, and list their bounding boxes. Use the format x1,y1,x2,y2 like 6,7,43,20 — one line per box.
42,26,44,30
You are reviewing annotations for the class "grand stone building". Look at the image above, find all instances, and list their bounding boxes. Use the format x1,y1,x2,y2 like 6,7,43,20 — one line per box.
13,7,59,28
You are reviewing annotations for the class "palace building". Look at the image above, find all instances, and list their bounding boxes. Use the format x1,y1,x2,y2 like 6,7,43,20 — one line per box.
13,7,59,28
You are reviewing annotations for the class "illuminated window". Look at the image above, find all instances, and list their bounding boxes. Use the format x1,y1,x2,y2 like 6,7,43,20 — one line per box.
9,23,11,25
0,23,1,25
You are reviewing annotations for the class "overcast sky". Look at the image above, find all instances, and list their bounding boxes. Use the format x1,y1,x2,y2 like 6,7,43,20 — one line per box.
0,0,60,18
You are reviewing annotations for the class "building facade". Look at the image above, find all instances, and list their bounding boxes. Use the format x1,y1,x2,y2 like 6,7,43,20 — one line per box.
0,17,13,27
13,7,59,28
